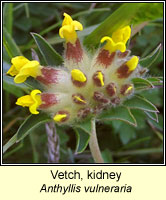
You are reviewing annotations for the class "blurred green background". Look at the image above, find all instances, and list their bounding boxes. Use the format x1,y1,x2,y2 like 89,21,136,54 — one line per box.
3,2,164,164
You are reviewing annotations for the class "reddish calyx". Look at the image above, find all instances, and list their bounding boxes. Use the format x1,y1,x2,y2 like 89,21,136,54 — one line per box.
106,82,117,97
96,49,116,68
116,64,132,79
37,68,60,85
40,93,59,109
66,39,83,63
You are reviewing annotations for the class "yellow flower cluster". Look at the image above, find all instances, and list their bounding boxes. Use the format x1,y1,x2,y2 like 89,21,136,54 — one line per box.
7,13,142,124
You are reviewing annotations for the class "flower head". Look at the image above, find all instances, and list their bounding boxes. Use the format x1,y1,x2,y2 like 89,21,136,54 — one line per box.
8,13,147,125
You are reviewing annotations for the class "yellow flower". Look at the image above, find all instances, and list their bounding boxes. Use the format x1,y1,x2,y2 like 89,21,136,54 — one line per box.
71,69,86,82
54,114,67,122
59,13,83,44
126,56,139,71
7,56,42,83
16,89,42,114
96,71,104,86
101,26,131,53
101,36,126,53
7,56,29,76
112,26,131,44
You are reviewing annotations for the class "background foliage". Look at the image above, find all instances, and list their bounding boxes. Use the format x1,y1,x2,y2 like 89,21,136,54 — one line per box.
3,2,164,164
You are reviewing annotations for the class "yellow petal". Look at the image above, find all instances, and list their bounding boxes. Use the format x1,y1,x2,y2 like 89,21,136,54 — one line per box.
97,71,104,86
112,26,131,44
14,61,41,83
74,96,86,104
11,56,29,71
72,20,83,31
101,36,126,53
62,13,73,26
7,56,30,76
16,95,34,107
71,69,86,82
59,25,77,43
7,65,18,76
29,89,42,114
125,86,133,95
54,114,67,122
59,13,83,43
15,89,42,115
126,56,139,71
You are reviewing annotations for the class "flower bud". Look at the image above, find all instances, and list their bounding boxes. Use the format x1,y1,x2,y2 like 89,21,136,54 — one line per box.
53,110,70,123
93,91,110,104
71,69,87,87
120,84,133,96
111,97,120,105
106,82,117,97
72,94,86,105
117,56,139,79
77,107,91,118
93,71,105,87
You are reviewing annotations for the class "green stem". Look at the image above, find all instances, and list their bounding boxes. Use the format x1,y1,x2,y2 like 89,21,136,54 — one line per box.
89,118,104,163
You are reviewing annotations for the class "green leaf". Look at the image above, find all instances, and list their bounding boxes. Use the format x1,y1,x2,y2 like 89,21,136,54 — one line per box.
24,3,30,18
119,124,136,145
17,113,51,141
146,77,163,86
119,136,151,151
124,95,159,113
147,115,163,132
144,111,158,122
3,141,24,159
3,113,51,153
3,80,24,97
132,77,154,88
74,128,90,154
3,3,13,35
3,133,17,154
84,3,143,49
31,32,63,66
98,106,137,127
3,27,22,58
3,74,30,92
131,3,163,25
75,119,91,134
139,44,161,68
24,77,44,91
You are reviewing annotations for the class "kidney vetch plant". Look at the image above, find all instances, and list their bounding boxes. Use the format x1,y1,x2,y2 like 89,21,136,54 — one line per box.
4,5,163,163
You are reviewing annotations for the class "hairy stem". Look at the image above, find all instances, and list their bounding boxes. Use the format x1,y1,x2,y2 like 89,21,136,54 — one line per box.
89,118,104,163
